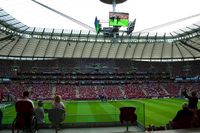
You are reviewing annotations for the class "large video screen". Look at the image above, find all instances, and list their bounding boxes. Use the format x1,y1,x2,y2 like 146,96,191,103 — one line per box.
109,12,129,27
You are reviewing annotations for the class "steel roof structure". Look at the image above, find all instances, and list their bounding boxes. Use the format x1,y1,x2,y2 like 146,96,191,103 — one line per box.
1,8,200,61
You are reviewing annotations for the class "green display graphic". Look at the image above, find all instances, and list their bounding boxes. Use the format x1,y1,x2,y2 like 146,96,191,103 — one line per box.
94,17,101,33
109,19,129,27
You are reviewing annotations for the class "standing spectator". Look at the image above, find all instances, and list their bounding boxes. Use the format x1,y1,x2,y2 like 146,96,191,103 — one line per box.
52,95,65,109
16,91,34,131
183,90,198,110
19,91,34,108
35,101,45,124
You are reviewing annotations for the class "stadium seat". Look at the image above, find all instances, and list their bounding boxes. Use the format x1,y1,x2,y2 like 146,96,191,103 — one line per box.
119,107,137,131
48,108,65,133
12,100,37,133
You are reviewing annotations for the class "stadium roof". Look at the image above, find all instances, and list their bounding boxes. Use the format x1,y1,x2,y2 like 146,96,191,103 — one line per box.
1,0,200,32
0,0,200,61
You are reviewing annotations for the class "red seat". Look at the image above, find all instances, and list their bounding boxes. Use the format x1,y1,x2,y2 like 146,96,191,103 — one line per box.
15,100,34,129
120,107,137,124
119,107,137,131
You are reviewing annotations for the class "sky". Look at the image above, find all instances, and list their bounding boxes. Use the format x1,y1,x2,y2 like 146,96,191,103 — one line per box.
1,0,200,33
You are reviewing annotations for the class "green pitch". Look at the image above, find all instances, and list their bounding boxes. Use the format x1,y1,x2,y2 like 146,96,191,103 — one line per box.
1,98,200,127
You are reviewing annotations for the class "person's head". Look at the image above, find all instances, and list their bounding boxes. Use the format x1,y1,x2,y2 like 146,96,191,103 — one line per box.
54,95,62,103
182,103,188,109
191,91,197,97
38,101,43,107
23,91,29,98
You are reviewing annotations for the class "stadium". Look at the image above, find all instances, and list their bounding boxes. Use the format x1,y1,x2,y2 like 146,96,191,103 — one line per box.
0,0,200,133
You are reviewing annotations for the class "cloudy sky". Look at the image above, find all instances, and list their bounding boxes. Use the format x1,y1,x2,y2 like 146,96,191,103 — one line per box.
1,0,200,33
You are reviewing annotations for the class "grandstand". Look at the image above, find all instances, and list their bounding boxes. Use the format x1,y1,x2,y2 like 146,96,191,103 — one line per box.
0,0,200,132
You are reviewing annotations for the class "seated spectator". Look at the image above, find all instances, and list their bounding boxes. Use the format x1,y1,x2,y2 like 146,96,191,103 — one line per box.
169,103,194,129
35,101,45,124
52,95,65,109
191,109,200,128
196,109,200,126
48,95,66,130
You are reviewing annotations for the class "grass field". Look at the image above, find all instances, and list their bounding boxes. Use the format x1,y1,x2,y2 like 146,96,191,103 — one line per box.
1,98,200,127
